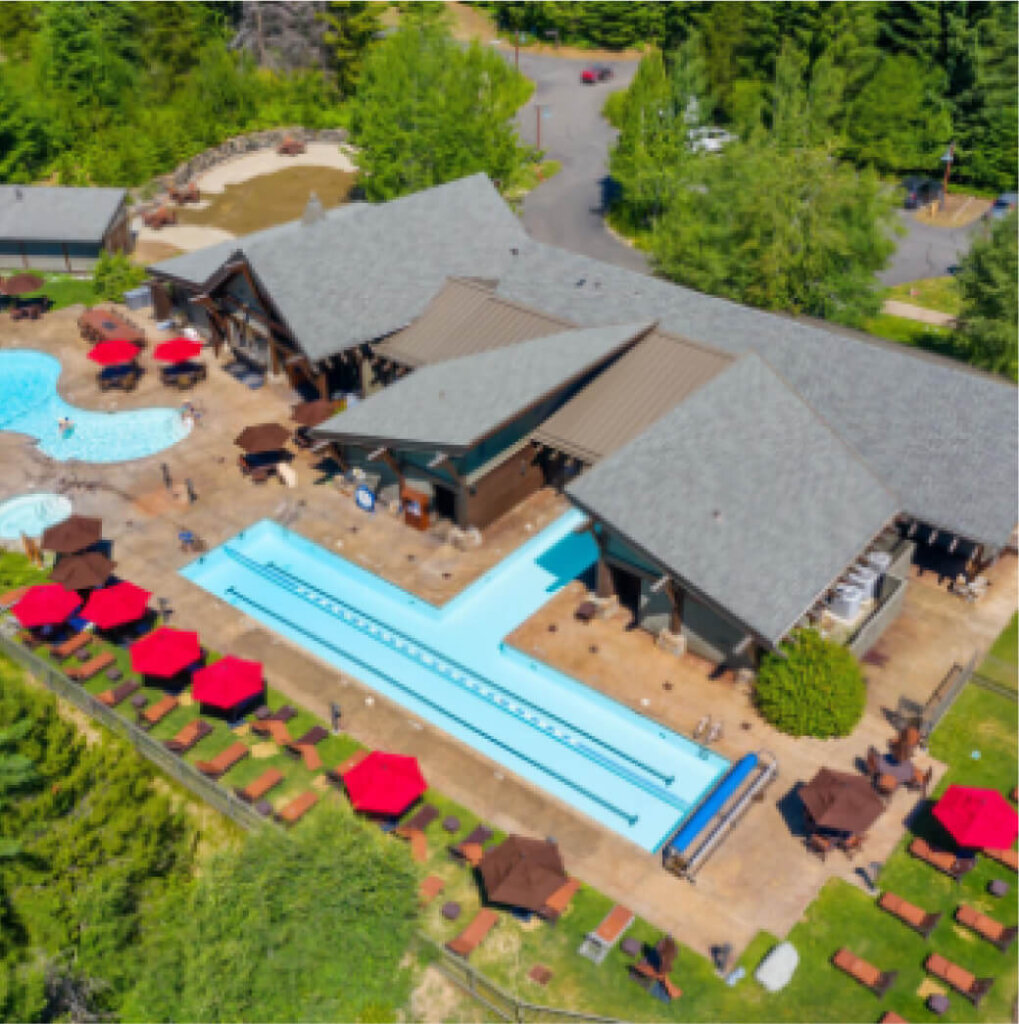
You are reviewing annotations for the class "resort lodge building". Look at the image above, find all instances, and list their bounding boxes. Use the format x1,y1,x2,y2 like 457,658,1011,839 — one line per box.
148,174,1017,667
0,185,130,272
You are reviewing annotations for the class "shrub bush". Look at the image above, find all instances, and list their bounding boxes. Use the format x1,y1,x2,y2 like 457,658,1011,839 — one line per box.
755,629,866,737
91,251,147,303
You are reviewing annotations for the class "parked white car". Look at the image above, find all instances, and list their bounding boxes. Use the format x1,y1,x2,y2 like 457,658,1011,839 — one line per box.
687,127,738,154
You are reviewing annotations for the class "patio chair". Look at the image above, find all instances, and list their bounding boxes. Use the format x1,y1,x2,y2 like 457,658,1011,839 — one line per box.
954,904,1017,951
66,651,115,682
164,719,213,754
877,891,941,939
865,746,880,778
876,773,899,797
807,833,832,862
275,790,319,826
906,765,933,795
539,877,581,922
51,631,91,661
840,833,866,859
632,936,682,1002
908,837,976,880
832,948,897,997
419,874,445,905
924,953,993,1006
196,741,250,780
234,767,284,803
97,679,141,707
139,694,178,730
983,846,1018,872
578,904,634,964
446,908,499,958
251,718,293,745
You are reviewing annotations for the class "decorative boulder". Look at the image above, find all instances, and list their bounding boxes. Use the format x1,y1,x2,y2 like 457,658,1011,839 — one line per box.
754,941,798,993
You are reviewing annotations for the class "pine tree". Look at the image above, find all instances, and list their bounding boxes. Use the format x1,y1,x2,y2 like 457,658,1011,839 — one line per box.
319,2,381,93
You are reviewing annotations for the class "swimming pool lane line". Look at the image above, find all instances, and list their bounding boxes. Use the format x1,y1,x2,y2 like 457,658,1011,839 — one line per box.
223,583,640,827
223,545,688,806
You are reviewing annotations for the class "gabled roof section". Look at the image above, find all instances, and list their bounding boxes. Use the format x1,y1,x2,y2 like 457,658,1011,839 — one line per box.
497,240,1018,549
534,328,732,463
0,186,125,243
149,174,528,362
376,278,573,367
567,355,900,647
313,321,655,454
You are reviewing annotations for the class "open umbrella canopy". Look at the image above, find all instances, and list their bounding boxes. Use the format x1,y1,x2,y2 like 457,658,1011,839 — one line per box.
130,627,201,678
153,338,203,363
933,785,1018,849
235,423,291,453
81,581,151,630
343,751,426,816
479,836,567,913
191,656,263,710
87,340,141,366
291,399,335,427
0,273,44,296
799,768,885,834
12,583,82,628
50,551,114,591
41,515,103,554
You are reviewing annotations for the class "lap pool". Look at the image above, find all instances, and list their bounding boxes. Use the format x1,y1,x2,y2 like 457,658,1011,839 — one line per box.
181,510,729,850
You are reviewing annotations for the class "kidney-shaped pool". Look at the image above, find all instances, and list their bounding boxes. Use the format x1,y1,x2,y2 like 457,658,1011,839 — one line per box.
0,349,190,462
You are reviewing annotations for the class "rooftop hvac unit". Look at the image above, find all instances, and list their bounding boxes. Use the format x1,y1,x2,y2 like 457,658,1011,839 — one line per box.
865,550,893,575
829,583,864,621
848,565,879,600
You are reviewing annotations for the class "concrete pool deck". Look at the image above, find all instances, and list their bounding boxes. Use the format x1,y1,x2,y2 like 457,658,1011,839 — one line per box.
1,304,1014,959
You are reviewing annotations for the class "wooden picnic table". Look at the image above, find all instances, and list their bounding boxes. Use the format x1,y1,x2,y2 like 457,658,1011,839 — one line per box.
78,308,146,346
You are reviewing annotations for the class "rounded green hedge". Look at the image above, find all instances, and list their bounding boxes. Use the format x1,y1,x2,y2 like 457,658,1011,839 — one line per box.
755,629,866,737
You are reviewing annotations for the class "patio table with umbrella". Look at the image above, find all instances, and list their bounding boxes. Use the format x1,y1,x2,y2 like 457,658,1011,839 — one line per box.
478,835,568,914
933,785,1018,851
130,627,202,686
87,340,141,367
12,583,82,630
291,400,337,450
236,423,292,453
342,751,426,817
1,273,45,297
50,551,114,591
191,656,264,718
154,338,203,364
81,581,152,633
799,768,885,836
41,515,103,555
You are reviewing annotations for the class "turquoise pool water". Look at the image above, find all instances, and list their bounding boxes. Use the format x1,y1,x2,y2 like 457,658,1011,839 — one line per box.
182,511,729,850
0,350,190,462
0,493,72,539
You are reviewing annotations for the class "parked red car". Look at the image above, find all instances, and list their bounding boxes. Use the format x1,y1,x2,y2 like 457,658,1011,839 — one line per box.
580,65,614,84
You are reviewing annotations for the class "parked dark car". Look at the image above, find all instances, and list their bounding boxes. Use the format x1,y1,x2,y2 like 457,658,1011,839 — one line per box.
901,176,942,209
985,192,1018,221
581,65,613,84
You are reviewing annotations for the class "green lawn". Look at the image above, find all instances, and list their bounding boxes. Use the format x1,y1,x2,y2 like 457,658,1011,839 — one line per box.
885,277,962,316
9,269,99,310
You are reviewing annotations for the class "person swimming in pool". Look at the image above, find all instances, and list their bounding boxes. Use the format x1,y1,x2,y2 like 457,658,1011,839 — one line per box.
57,416,74,437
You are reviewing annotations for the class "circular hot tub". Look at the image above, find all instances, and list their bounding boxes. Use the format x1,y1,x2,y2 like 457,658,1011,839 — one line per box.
0,493,72,540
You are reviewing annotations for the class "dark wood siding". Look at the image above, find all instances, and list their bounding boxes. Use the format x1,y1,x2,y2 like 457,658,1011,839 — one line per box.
463,445,544,529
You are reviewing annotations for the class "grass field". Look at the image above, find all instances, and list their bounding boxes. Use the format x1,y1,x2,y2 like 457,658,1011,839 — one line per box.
885,277,962,316
5,270,99,310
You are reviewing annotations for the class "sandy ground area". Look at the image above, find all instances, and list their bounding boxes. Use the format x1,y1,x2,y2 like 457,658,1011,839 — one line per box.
881,299,958,327
915,194,992,227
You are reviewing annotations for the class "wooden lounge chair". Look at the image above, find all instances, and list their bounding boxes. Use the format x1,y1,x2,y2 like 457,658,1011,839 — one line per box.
880,1013,907,1023
139,694,178,729
419,874,445,905
285,726,328,762
908,837,975,880
539,877,581,922
924,953,993,1006
294,744,322,770
832,948,897,997
164,718,213,754
0,585,29,610
276,790,318,826
632,936,682,1001
66,651,115,682
252,718,293,745
97,679,141,707
578,904,634,963
446,908,499,958
326,748,368,787
403,829,428,863
51,631,91,661
267,704,297,722
196,741,250,779
877,891,941,938
234,767,284,803
450,824,493,862
399,803,439,835
954,904,1017,951
983,846,1018,872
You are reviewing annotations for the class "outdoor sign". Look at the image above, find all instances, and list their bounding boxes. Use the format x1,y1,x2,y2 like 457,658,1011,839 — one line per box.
354,485,375,513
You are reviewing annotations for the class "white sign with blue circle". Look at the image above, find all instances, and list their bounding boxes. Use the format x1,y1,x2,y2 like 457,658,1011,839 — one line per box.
354,485,375,513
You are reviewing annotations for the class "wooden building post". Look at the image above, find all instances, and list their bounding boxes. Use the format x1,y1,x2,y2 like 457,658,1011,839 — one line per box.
594,531,615,600
664,579,685,634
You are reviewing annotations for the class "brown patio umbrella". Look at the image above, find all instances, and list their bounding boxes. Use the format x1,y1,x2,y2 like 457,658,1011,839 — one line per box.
478,836,567,913
799,768,885,834
291,399,335,428
234,423,292,453
0,273,45,296
40,515,103,555
50,551,114,591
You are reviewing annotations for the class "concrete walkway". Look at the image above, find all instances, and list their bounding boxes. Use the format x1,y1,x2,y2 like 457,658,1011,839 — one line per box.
882,299,958,327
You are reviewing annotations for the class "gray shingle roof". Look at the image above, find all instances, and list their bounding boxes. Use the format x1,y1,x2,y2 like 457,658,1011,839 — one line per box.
568,355,901,646
313,322,653,454
149,174,528,362
0,186,126,243
496,241,1018,549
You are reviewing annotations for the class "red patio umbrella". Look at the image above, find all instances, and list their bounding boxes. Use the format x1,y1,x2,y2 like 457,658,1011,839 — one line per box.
130,627,201,678
153,338,203,363
12,583,82,628
933,785,1018,849
343,751,426,816
191,656,264,711
87,340,141,366
81,581,151,630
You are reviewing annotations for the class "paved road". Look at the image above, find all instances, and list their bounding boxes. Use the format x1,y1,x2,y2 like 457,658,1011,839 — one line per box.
509,50,649,274
878,210,981,286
